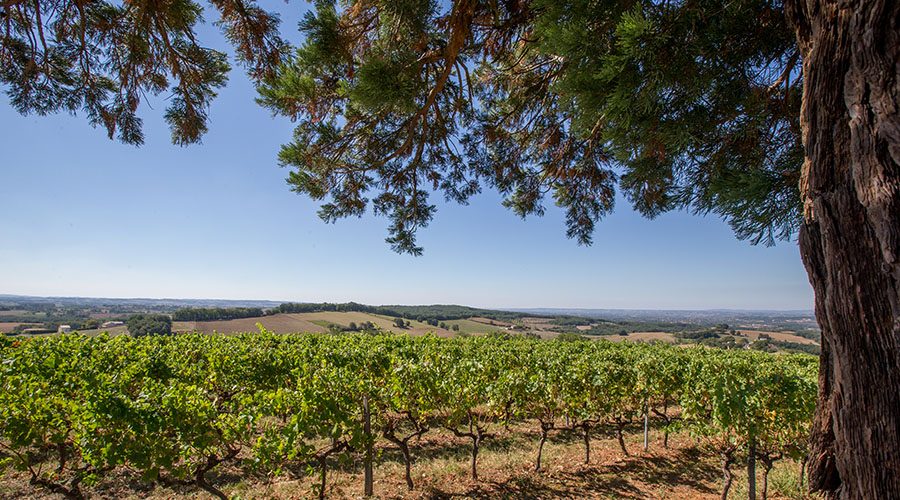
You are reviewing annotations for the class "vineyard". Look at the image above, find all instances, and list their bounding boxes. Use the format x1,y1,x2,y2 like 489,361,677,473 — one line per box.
0,332,817,499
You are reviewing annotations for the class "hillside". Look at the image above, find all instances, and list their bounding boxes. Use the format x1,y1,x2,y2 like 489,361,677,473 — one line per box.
1,295,820,354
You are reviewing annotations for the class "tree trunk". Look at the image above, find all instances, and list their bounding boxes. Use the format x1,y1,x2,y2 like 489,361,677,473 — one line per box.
748,438,756,500
399,442,414,491
535,428,548,472
583,425,591,464
761,463,772,500
800,456,807,490
721,454,734,500
615,421,629,456
784,0,900,498
643,404,649,452
318,457,328,500
470,437,479,481
362,396,373,497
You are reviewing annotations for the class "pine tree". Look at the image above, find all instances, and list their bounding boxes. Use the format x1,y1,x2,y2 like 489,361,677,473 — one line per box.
0,0,284,145
3,0,898,496
254,3,898,496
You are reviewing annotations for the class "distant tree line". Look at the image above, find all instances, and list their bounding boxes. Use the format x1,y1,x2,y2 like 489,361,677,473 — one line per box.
552,320,701,337
276,302,526,323
790,329,822,342
126,314,172,337
549,316,594,327
10,318,105,334
751,339,821,356
173,307,265,322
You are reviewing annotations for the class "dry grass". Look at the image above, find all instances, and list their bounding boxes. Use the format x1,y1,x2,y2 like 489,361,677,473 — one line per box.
736,330,818,345
0,422,811,500
0,310,30,317
171,313,498,338
603,332,678,343
468,317,513,328
68,326,130,337
0,322,29,333
177,314,328,335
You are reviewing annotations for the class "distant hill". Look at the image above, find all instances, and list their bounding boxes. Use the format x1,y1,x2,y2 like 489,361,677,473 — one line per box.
510,307,816,326
0,294,283,309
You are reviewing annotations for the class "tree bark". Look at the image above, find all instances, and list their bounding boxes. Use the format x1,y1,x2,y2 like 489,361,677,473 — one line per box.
400,443,413,490
535,429,547,472
643,404,649,452
583,425,591,464
748,438,756,500
362,396,373,497
785,0,900,498
721,453,734,500
761,461,774,500
470,437,479,481
615,420,629,456
318,456,328,500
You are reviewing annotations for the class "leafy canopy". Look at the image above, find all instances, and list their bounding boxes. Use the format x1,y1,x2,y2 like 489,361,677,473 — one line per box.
0,0,284,144
258,0,801,254
4,0,801,252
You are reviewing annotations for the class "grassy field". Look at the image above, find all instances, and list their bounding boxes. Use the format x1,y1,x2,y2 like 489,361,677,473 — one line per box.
173,314,328,335
72,325,130,336
0,421,808,500
0,310,35,317
736,329,818,345
603,331,678,343
0,322,30,333
164,312,509,337
6,313,819,354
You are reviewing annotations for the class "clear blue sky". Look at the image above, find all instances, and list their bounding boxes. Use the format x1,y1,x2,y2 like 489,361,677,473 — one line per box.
0,3,813,310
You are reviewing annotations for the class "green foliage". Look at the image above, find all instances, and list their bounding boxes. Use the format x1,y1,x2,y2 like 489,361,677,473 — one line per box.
551,317,593,327
555,332,587,342
173,307,264,322
276,302,526,322
255,0,802,253
751,338,821,355
0,333,816,497
0,0,285,145
125,314,172,337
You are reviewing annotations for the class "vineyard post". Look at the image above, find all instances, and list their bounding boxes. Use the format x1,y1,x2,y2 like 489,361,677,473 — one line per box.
643,401,649,451
748,435,756,500
363,395,373,497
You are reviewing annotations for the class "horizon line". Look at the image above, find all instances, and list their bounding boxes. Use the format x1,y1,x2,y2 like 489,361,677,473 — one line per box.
0,292,815,313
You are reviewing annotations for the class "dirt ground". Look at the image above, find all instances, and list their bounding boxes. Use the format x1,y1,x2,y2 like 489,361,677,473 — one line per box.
0,422,807,499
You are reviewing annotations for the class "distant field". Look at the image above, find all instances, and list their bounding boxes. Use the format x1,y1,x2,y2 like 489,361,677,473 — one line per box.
168,312,458,337
298,311,444,336
174,314,327,334
73,326,130,336
603,331,678,343
0,310,30,316
443,318,508,335
0,322,27,333
167,312,517,337
737,329,819,345
4,312,820,354
586,329,819,347
469,316,514,328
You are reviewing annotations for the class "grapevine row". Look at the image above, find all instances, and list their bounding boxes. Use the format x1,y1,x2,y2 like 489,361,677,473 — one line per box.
0,332,817,499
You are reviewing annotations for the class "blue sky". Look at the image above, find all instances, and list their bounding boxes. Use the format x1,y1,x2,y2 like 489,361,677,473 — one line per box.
0,4,813,310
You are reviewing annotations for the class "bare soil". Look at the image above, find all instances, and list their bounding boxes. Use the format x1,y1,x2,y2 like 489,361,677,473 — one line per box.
0,423,808,500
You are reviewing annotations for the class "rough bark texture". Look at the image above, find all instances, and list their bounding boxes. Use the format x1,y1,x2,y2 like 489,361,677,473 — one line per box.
535,430,548,472
721,454,734,500
785,0,900,498
615,419,629,456
583,426,591,464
